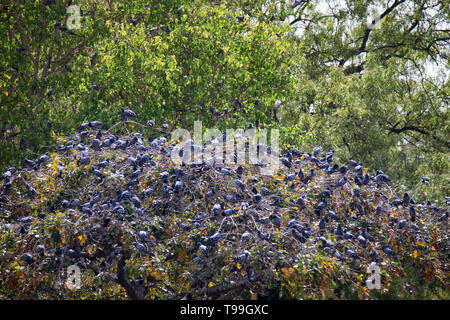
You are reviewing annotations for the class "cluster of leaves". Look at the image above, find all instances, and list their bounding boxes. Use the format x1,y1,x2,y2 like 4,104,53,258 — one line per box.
0,123,448,299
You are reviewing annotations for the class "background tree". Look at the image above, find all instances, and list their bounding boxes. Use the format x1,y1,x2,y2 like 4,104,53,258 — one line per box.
0,0,448,200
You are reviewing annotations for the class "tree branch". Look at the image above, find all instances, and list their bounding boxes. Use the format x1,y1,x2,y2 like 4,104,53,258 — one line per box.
358,0,406,53
115,250,146,300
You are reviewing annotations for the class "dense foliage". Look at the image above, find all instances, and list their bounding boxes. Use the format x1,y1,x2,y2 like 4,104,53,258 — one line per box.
1,0,448,201
0,126,448,299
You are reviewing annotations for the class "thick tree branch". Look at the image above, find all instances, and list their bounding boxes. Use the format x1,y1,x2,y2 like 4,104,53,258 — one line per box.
388,124,428,135
358,0,406,53
50,34,94,64
115,250,146,300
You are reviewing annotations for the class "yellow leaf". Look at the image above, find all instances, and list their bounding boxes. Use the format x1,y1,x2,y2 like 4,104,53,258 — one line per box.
78,235,85,246
208,282,214,287
416,240,426,248
236,262,241,270
4,91,8,96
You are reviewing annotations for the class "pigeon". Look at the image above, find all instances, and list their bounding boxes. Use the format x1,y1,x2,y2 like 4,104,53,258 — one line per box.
269,214,281,227
21,253,34,265
321,187,332,199
270,197,280,207
241,231,252,242
348,158,358,167
315,201,326,216
281,157,291,169
382,246,395,256
77,154,91,166
362,174,370,185
361,229,374,242
334,223,343,237
220,167,232,176
37,152,50,166
375,173,391,183
113,205,125,214
343,229,354,240
292,0,303,9
292,228,306,243
261,186,271,196
120,108,138,121
437,212,448,222
302,228,312,239
354,176,363,187
89,121,104,130
312,146,322,157
198,243,208,256
257,230,270,241
357,235,367,247
326,209,339,222
90,139,101,150
223,194,235,202
318,218,326,232
353,186,361,197
253,194,262,203
402,192,411,206
47,88,55,97
398,219,408,229
353,165,363,177
296,196,306,208
177,222,190,231
375,206,382,215
370,250,379,262
285,173,296,182
344,247,359,259
133,242,147,253
222,209,235,216
174,180,184,193
206,232,221,246
339,165,348,174
235,251,250,264
37,245,46,256
205,187,216,198
212,203,221,215
235,179,245,190
24,158,36,167
335,177,347,187
303,169,315,184
409,206,416,222
130,196,141,208
421,176,430,183
256,216,270,225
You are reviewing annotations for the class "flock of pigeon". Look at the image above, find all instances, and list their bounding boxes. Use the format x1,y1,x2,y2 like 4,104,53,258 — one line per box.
0,109,448,299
